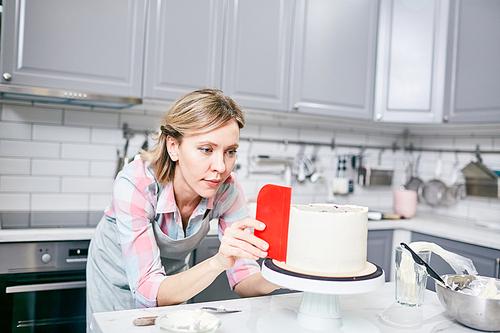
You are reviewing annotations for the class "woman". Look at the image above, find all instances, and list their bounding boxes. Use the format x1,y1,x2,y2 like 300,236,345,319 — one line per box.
86,89,279,331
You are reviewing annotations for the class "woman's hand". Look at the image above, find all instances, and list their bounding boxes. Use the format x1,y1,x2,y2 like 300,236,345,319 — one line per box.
214,217,269,271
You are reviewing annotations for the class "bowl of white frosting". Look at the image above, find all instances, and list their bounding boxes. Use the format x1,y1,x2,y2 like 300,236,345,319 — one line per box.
436,275,500,331
155,309,221,333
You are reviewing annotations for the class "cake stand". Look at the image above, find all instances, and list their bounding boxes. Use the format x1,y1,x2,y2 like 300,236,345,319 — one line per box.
258,258,385,332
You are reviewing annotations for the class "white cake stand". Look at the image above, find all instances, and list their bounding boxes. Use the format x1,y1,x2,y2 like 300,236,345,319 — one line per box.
258,259,385,333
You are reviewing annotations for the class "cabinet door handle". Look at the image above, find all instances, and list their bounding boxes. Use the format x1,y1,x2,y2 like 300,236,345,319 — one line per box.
495,258,500,279
292,102,329,110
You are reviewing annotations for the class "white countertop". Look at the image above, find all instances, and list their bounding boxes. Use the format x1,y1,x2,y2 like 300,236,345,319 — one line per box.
368,212,500,250
91,282,476,333
1,213,498,250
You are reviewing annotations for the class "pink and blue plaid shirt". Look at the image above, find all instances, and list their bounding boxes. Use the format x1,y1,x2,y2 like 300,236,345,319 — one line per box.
103,157,259,308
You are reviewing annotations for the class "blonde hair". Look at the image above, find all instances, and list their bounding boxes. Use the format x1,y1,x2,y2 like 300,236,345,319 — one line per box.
141,89,245,184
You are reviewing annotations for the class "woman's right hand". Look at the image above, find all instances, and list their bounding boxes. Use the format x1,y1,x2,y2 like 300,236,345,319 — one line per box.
214,217,269,270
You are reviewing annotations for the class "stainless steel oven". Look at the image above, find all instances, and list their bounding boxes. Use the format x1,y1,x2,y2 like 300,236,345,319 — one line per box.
0,240,89,333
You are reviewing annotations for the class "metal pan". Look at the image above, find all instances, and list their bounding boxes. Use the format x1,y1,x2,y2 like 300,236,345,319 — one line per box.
420,157,447,206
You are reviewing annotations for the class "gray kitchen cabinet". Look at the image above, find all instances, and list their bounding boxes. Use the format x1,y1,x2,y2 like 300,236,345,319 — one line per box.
374,0,449,124
222,0,293,111
411,232,500,291
367,230,393,282
443,0,500,123
290,0,379,119
142,0,225,101
0,0,146,98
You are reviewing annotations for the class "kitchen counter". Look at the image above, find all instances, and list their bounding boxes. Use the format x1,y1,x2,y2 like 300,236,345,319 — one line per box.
1,213,498,250
368,212,500,250
91,282,476,333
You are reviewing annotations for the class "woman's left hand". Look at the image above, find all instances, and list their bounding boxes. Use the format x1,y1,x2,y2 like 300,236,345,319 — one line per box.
214,217,269,270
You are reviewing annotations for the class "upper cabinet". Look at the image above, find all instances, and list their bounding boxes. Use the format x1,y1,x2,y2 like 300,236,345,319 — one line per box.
374,0,449,123
142,0,225,101
2,0,498,123
0,0,147,98
290,0,379,119
443,0,500,123
143,0,293,110
221,0,293,111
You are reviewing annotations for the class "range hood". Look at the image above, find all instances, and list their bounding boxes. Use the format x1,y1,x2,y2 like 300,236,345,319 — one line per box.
0,84,142,109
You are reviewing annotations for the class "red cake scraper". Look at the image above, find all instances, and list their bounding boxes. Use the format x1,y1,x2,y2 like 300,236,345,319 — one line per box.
254,184,292,262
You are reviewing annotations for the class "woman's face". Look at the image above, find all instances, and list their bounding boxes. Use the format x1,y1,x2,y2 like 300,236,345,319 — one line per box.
168,119,240,200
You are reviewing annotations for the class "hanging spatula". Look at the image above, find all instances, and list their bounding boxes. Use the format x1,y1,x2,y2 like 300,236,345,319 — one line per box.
254,184,292,262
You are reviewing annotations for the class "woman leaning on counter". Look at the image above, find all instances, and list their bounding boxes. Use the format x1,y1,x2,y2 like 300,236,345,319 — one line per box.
86,89,280,331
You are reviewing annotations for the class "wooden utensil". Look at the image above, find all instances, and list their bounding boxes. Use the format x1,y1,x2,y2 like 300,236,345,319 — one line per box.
132,316,157,326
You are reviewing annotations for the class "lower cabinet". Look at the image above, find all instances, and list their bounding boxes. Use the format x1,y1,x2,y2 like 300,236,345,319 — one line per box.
411,232,500,291
367,230,394,282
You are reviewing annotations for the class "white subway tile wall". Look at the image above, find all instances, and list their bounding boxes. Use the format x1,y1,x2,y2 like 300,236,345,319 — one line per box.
33,124,91,142
64,109,119,128
2,104,63,124
0,157,31,174
0,101,499,228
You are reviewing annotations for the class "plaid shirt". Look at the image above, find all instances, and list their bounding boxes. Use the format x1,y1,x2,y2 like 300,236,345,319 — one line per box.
105,157,259,308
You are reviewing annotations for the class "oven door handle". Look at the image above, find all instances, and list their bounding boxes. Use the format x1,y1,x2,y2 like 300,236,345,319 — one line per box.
66,258,88,263
6,281,86,294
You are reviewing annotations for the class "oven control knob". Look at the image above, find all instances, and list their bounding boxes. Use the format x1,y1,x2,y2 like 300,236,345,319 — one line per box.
41,253,52,264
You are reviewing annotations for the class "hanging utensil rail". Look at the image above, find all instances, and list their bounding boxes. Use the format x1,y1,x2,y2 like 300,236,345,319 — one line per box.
241,137,400,152
120,124,500,156
240,137,500,156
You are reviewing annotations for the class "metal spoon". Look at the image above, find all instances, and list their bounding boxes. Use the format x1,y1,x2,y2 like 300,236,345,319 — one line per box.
200,306,241,313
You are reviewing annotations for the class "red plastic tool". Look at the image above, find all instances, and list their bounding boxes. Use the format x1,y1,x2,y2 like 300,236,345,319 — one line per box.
254,184,292,262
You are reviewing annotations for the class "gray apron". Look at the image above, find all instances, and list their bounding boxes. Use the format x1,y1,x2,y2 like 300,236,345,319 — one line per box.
152,208,213,275
87,208,214,333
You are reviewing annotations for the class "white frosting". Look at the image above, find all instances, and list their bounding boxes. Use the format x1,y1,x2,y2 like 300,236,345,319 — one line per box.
478,278,500,299
286,204,368,275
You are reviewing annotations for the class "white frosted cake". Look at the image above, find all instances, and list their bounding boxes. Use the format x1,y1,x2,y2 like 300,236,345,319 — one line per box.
285,204,368,276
